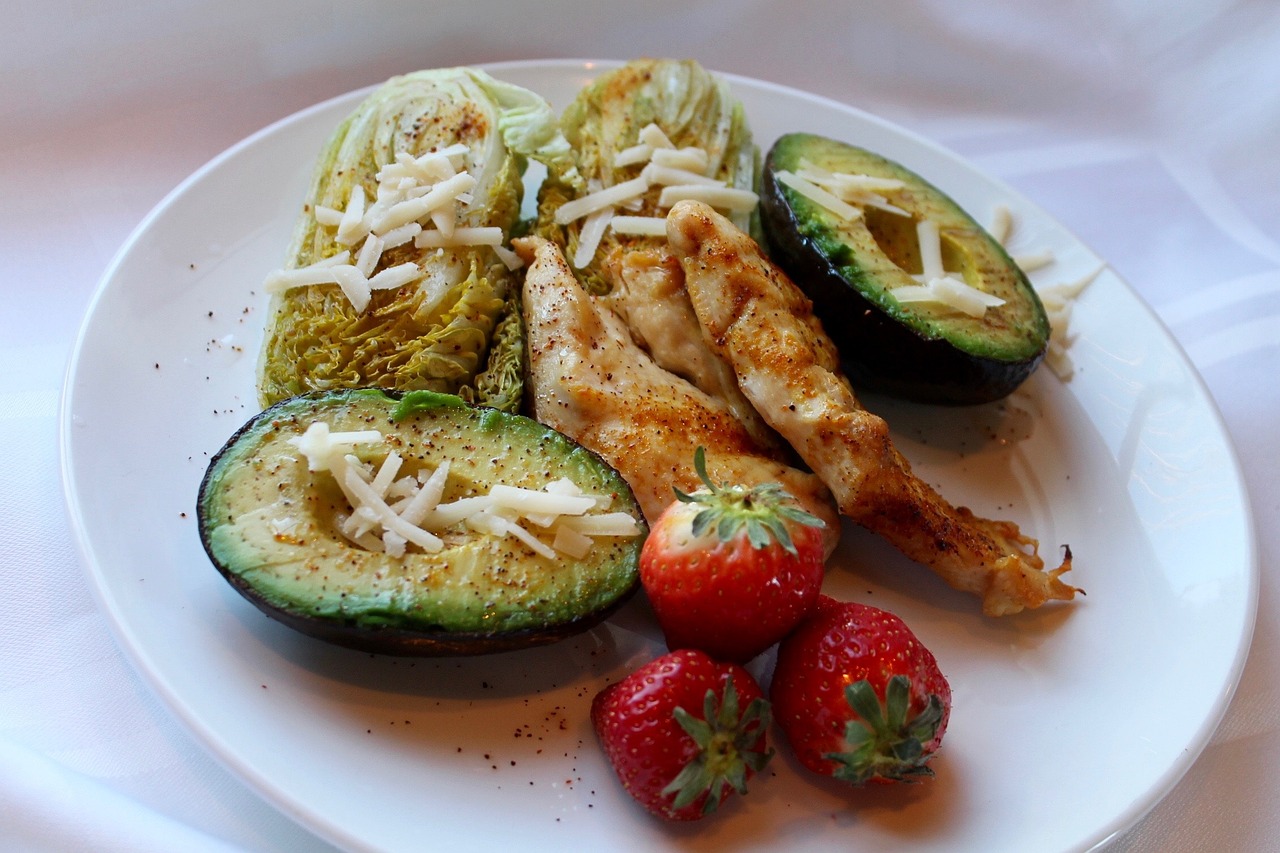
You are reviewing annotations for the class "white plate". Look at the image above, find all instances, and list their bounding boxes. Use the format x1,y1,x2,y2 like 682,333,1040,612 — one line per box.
61,60,1257,852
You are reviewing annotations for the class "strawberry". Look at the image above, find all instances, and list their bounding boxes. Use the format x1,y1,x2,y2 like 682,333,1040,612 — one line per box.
770,595,951,785
590,648,773,821
639,447,827,662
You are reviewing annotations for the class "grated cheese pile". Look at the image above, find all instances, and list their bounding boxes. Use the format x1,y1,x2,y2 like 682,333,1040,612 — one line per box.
774,159,1006,318
284,421,640,560
1034,269,1102,380
990,203,1103,380
262,144,520,313
556,122,760,268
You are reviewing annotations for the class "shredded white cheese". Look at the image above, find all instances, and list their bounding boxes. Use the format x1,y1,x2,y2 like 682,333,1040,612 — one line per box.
609,215,669,236
638,123,675,149
779,159,910,217
413,226,505,249
488,484,598,517
774,170,862,221
283,422,640,560
556,121,760,267
892,277,1005,318
335,185,368,245
553,175,651,226
551,525,595,560
657,184,759,213
379,222,422,250
641,162,724,188
990,203,1015,246
773,158,933,318
614,143,654,168
916,219,947,281
366,262,421,293
371,172,477,234
313,205,343,227
988,205,1101,381
650,146,710,173
573,204,615,269
556,512,644,537
354,234,384,277
1012,249,1056,273
1037,265,1103,380
263,142,516,313
287,421,383,472
491,244,524,271
891,219,1006,317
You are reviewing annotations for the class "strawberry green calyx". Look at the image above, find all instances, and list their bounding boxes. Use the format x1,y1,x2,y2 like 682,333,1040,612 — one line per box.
664,678,775,815
674,446,825,556
827,675,945,785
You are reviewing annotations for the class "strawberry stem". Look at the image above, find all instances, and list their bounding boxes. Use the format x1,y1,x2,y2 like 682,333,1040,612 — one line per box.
673,447,824,556
826,675,944,785
662,678,774,814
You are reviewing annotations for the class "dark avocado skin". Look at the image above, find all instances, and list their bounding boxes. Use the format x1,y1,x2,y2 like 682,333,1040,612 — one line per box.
197,389,644,657
759,133,1049,405
220,573,634,657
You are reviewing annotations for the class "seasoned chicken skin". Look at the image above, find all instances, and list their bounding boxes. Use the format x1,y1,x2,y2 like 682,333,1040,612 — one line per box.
514,235,841,557
666,200,1077,616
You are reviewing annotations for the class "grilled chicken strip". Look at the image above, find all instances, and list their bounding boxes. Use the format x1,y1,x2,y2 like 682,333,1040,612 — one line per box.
666,200,1077,616
514,235,841,557
601,246,787,455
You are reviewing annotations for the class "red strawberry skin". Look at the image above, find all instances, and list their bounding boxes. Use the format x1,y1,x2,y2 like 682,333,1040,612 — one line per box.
640,499,826,663
591,649,772,820
771,596,951,784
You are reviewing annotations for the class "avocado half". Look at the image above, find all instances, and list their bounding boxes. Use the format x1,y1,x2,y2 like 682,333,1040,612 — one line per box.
760,133,1050,404
197,389,646,656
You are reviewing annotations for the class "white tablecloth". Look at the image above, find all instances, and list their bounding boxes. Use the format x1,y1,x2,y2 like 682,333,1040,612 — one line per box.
3,1,1276,850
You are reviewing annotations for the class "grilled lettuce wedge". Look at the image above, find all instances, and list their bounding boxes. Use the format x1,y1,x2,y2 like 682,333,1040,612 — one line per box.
534,58,757,293
257,68,574,411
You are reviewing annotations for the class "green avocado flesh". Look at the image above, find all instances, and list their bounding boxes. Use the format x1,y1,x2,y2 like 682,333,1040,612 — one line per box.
761,132,1050,404
197,389,645,655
